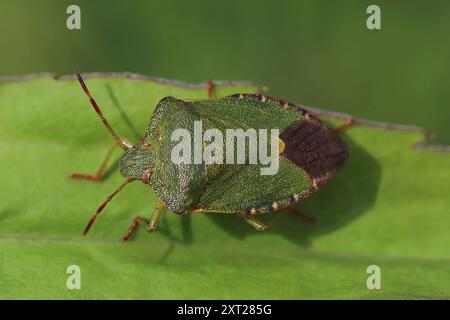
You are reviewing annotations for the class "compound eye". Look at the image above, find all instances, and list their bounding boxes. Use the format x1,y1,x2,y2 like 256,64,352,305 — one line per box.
140,172,151,184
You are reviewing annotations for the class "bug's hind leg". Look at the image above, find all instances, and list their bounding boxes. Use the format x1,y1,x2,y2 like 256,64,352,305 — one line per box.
287,207,316,224
122,200,165,241
240,214,270,232
69,146,115,182
333,118,355,134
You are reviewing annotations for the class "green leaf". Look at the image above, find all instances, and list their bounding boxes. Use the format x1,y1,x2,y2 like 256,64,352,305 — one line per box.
0,73,449,299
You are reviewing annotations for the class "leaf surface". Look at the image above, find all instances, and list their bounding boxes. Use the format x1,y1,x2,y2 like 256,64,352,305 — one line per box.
0,73,449,299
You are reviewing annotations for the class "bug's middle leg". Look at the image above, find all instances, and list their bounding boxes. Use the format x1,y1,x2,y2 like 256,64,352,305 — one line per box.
206,80,214,99
122,200,165,241
240,214,270,232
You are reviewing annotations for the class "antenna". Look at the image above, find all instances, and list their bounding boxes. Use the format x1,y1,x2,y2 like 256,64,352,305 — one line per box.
83,178,135,235
76,72,129,151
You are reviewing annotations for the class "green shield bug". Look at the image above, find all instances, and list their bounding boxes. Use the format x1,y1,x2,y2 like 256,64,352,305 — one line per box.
71,73,350,241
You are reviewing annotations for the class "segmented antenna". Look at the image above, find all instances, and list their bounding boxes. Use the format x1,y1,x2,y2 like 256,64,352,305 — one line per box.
76,72,129,151
83,178,135,235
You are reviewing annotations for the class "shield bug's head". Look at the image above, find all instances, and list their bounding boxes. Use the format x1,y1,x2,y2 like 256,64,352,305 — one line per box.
119,139,155,184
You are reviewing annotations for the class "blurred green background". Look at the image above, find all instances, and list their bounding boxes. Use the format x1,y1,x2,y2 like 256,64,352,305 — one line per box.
0,0,449,144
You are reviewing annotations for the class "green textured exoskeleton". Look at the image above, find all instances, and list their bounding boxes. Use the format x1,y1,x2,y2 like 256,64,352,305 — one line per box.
72,73,348,240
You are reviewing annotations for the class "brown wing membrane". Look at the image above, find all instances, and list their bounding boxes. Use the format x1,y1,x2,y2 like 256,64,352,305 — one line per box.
280,119,349,187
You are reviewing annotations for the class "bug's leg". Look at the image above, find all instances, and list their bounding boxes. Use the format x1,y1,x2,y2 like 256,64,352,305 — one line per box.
122,200,165,241
240,214,270,232
69,146,116,182
206,80,214,99
287,207,316,224
333,118,356,134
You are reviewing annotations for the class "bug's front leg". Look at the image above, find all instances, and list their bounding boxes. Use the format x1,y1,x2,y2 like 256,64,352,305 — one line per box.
69,141,132,182
240,214,270,232
122,200,165,241
69,146,115,182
